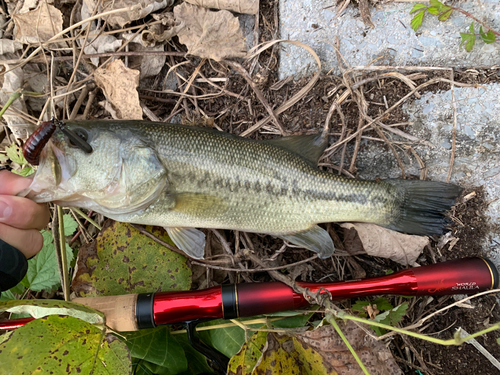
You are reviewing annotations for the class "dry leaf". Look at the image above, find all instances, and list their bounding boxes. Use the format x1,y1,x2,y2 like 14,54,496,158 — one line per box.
83,35,122,67
0,64,34,139
13,4,63,44
297,322,402,375
362,304,380,319
358,0,374,28
94,59,142,120
122,34,166,79
142,12,178,47
184,0,259,14
0,39,23,55
174,3,247,61
83,0,173,28
341,223,429,265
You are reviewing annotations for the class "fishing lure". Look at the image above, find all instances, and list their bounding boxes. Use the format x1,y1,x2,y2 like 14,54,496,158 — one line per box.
23,118,93,165
22,119,57,165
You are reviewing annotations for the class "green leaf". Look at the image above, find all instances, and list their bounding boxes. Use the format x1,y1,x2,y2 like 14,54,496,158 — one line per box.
470,21,475,33
5,143,26,165
429,0,444,11
123,326,187,373
351,300,370,312
371,303,409,336
460,33,476,52
0,153,8,162
0,299,104,324
63,214,79,236
427,6,439,15
410,3,427,13
272,312,314,328
465,36,476,52
0,290,17,301
12,166,34,177
142,360,172,375
373,297,393,311
174,334,214,374
0,283,25,301
411,10,425,32
72,221,192,297
24,230,74,292
198,319,247,358
480,27,496,44
438,8,453,21
0,315,131,374
132,358,154,375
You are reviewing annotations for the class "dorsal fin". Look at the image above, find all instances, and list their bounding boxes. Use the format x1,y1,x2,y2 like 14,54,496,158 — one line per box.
261,133,328,166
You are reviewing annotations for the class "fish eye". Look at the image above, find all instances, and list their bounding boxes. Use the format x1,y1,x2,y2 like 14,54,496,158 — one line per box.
68,128,89,147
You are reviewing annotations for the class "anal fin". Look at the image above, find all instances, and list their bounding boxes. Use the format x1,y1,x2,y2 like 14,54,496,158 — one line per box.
278,225,334,259
165,227,206,259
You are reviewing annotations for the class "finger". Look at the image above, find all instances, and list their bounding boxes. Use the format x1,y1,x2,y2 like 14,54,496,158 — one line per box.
0,170,33,195
0,223,44,258
0,195,50,230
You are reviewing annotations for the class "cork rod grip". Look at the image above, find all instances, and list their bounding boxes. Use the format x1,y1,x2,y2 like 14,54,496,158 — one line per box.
72,294,139,331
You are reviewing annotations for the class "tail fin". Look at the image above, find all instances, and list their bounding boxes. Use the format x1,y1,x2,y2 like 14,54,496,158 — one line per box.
383,179,462,236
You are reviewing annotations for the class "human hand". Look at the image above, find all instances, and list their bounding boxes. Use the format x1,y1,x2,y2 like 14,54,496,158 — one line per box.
0,170,50,258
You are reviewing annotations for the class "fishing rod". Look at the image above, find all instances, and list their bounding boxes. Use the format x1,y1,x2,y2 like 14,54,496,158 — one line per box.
1,257,498,331
1,257,498,372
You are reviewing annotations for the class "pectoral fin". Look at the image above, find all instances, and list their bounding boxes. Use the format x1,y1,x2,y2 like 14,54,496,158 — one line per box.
165,227,206,259
278,225,334,259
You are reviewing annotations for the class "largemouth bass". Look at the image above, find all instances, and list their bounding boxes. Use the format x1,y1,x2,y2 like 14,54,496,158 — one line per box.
26,120,461,259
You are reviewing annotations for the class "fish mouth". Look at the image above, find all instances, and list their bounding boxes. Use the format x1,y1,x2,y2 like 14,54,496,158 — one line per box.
25,139,78,203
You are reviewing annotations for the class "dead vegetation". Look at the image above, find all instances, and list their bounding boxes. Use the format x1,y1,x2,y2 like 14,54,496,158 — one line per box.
0,0,499,374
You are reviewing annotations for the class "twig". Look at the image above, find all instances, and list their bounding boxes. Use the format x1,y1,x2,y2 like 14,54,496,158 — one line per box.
211,229,252,283
349,116,364,173
331,77,477,150
241,40,322,137
53,50,186,62
191,254,318,273
197,71,245,100
71,207,102,230
400,334,433,374
226,60,285,135
457,327,500,371
374,125,406,178
394,356,431,374
450,6,500,36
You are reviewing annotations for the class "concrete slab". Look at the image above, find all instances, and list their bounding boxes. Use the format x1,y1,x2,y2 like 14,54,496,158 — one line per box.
279,0,500,78
279,0,500,265
353,83,500,263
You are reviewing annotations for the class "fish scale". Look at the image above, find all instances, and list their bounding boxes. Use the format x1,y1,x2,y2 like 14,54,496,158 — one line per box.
132,123,390,233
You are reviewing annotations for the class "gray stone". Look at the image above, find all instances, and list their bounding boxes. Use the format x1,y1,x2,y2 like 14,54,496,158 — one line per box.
352,83,500,263
279,0,500,78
